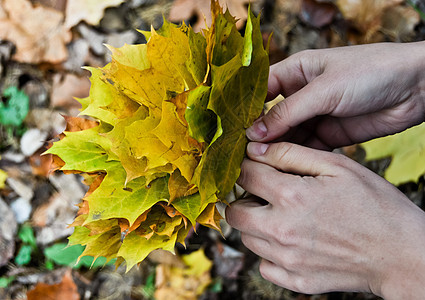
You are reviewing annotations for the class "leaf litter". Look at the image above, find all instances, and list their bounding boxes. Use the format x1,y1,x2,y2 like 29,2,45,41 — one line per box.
0,0,424,299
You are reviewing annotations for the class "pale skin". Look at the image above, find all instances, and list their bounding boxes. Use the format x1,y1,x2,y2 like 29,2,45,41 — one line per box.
225,42,425,299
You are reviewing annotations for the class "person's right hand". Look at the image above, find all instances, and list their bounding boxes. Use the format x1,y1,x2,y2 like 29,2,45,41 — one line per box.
247,42,425,150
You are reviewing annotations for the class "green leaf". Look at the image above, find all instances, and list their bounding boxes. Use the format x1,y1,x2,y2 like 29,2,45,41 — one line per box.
0,86,29,127
44,243,116,268
45,127,113,172
185,85,220,144
48,1,269,271
0,276,15,288
85,165,169,226
118,231,178,271
18,224,37,248
194,8,269,201
362,122,425,185
171,193,204,226
15,245,33,265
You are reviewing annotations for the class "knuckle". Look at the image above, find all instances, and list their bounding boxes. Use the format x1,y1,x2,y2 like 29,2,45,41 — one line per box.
281,251,301,271
329,153,352,171
292,277,310,294
258,260,273,282
291,277,319,295
280,187,300,203
240,232,251,248
272,142,294,166
266,101,289,125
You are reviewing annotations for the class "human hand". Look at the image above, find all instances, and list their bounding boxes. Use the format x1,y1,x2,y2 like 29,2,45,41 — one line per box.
247,42,425,150
226,142,425,298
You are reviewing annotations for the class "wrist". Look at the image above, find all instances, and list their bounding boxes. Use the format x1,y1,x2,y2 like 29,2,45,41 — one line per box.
374,207,425,299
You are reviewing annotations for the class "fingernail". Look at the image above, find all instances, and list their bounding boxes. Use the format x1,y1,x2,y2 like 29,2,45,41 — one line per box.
247,142,269,156
246,119,267,140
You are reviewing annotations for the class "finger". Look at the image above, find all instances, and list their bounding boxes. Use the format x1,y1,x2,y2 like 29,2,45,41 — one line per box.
240,232,273,259
246,142,339,177
258,259,292,290
267,51,325,101
225,197,271,237
237,159,303,203
247,77,340,142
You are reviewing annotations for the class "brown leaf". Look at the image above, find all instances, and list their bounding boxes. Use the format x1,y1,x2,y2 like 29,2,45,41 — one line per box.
50,74,91,109
169,0,252,31
0,0,71,64
29,151,54,177
27,270,80,300
63,116,99,133
336,0,403,41
381,5,420,41
300,0,337,28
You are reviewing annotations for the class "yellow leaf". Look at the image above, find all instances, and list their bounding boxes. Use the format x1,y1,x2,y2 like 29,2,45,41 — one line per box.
0,168,7,189
362,122,425,185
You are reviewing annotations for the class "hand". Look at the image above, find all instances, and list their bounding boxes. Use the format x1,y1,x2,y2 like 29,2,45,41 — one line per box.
246,42,425,150
226,142,425,298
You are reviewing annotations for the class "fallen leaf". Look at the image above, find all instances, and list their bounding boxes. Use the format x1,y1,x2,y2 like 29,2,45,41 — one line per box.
336,0,403,41
154,248,212,300
29,151,53,177
381,5,420,41
169,0,253,31
50,74,91,109
0,86,29,127
0,0,71,64
0,160,6,189
27,270,80,300
362,122,425,186
64,0,125,29
300,0,337,28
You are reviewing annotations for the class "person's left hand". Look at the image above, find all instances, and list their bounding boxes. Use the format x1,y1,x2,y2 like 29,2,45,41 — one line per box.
225,142,425,298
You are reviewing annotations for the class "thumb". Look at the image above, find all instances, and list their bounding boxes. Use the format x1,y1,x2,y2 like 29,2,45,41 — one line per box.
247,78,336,142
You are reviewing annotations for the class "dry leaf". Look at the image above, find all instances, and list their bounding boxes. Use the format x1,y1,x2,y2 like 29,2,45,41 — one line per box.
169,0,253,31
300,0,337,28
336,0,403,41
29,151,54,177
154,249,212,300
64,0,125,29
50,74,91,109
27,270,80,300
381,5,420,41
0,0,71,64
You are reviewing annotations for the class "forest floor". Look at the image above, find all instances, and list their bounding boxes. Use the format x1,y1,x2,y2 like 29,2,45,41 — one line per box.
0,0,425,299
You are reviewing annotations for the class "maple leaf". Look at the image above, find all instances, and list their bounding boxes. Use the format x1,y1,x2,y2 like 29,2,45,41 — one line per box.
362,122,425,186
48,0,269,271
64,0,125,29
26,270,79,300
335,0,404,41
154,248,212,300
0,0,71,64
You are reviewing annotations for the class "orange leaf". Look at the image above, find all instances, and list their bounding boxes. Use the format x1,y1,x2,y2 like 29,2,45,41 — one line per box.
27,270,80,300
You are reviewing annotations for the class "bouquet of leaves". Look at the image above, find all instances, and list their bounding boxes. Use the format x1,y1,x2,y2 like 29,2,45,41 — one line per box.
46,0,269,271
